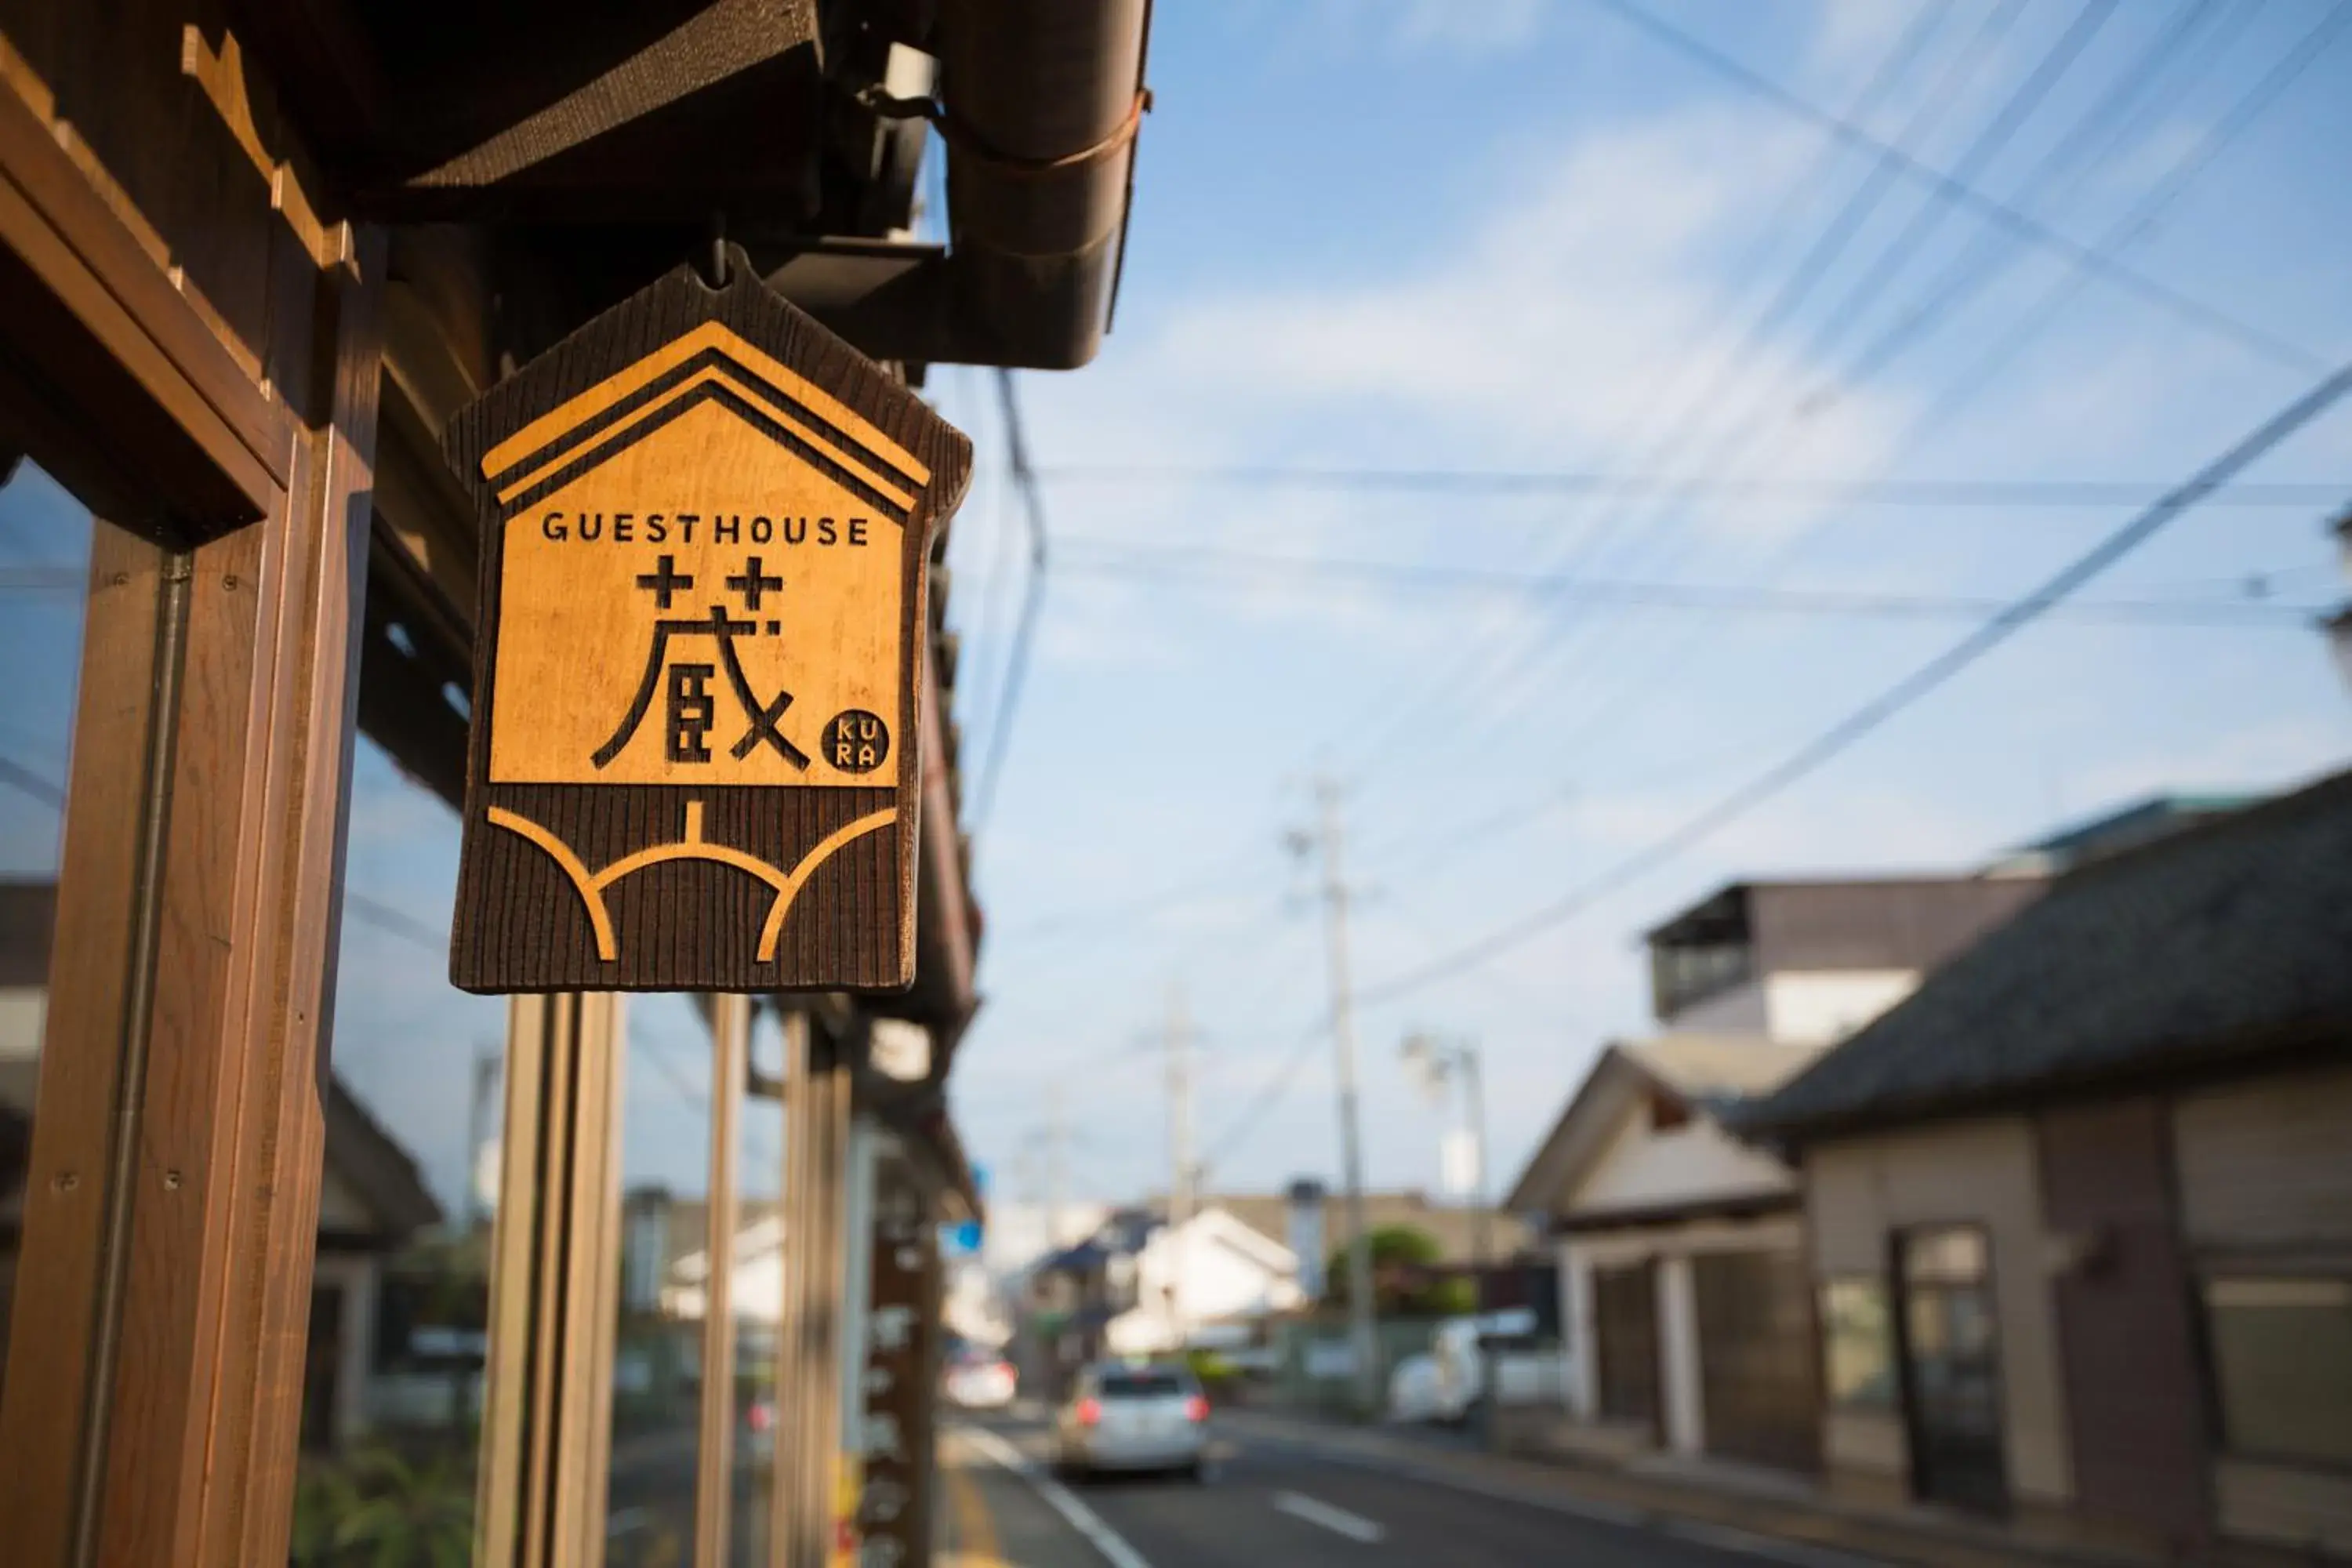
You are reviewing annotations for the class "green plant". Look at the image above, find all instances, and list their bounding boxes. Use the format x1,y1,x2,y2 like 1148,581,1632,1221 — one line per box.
291,1443,474,1568
1323,1225,1466,1313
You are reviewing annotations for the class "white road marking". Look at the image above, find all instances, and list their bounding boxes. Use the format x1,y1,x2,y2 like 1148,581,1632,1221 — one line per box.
1233,1428,1887,1566
1273,1490,1387,1544
955,1423,1158,1568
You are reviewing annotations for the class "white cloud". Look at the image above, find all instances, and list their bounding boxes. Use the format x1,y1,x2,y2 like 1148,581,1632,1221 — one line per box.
1388,0,1545,56
1142,108,1908,510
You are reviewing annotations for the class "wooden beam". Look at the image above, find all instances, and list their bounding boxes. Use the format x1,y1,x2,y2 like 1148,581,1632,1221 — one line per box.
0,69,294,523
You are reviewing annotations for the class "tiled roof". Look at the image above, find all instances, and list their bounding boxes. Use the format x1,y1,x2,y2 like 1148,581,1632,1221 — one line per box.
1737,768,2352,1141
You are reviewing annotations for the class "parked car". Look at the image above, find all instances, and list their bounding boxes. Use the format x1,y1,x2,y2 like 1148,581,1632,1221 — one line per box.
1053,1361,1209,1479
1425,1308,1561,1424
1385,1351,1446,1424
945,1352,1018,1410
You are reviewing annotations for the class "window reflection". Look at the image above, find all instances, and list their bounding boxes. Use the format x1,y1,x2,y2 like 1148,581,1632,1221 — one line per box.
289,732,505,1565
735,1005,787,1564
610,993,718,1567
0,461,93,1417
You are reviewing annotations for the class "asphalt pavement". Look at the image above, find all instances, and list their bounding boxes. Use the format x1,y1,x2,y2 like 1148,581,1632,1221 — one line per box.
942,1412,1883,1568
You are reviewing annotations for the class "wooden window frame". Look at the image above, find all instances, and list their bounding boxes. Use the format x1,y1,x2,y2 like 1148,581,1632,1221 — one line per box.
0,49,387,1568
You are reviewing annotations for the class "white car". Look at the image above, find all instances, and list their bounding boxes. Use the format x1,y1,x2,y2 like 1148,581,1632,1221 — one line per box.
945,1355,1018,1410
1054,1362,1209,1479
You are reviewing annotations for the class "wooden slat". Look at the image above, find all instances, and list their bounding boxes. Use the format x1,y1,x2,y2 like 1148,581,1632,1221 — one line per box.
0,62,292,503
199,222,385,1567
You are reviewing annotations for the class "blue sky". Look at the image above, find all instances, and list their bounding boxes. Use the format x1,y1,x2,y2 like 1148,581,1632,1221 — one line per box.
925,0,2352,1213
6,0,2350,1227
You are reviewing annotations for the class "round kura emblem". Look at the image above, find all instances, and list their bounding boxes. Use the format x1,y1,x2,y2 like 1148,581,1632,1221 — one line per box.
822,709,891,774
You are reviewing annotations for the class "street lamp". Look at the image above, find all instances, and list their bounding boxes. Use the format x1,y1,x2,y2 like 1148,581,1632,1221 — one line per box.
1400,1032,1490,1268
1403,1029,1500,1450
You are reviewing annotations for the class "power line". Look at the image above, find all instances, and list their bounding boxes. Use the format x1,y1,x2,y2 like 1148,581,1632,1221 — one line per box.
1453,0,2156,766
1330,4,2024,782
1431,3,2346,795
1033,470,2349,508
1052,540,2329,627
968,369,1048,833
1795,0,2267,416
1200,1025,1321,1178
1898,0,2352,437
0,753,64,809
1585,0,2325,373
0,566,82,591
341,891,447,956
1355,354,2352,1010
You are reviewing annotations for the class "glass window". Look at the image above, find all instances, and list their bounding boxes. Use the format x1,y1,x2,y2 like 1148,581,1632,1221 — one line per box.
288,726,506,1565
734,1004,786,1563
1901,1226,1989,1287
1101,1369,1187,1398
2204,1277,2352,1467
0,461,93,1413
608,993,717,1567
1820,1277,1896,1411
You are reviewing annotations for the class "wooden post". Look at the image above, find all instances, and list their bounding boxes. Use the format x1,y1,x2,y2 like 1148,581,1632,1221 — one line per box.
774,1010,854,1568
473,993,630,1568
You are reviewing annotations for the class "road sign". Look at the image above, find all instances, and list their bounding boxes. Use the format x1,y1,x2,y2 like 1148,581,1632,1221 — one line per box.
445,256,971,993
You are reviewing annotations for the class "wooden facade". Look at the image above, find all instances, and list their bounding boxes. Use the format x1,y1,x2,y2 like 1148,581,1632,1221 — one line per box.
0,0,1115,1561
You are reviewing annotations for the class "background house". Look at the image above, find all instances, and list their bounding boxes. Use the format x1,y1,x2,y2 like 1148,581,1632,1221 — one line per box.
1647,874,2048,1044
1507,1036,1827,1473
1738,768,2352,1562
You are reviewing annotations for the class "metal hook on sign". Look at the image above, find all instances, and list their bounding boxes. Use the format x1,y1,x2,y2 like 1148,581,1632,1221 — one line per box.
701,213,731,289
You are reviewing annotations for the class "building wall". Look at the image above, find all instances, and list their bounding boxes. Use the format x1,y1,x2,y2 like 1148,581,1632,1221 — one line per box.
1665,978,1768,1035
1763,970,1918,1045
1131,1216,1300,1341
1574,1102,1794,1214
1559,1214,1804,1439
2035,1097,2209,1547
1662,968,1919,1045
1806,1116,2073,1506
2173,1062,2352,1555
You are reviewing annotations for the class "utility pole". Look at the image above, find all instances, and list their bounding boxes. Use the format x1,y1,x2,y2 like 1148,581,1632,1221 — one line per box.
1163,981,1196,1351
1300,775,1379,1415
1042,1082,1067,1252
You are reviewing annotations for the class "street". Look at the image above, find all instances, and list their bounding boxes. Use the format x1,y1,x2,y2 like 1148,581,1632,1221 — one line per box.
941,1413,1880,1568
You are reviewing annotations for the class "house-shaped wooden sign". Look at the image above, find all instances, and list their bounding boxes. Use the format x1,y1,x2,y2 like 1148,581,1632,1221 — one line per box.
444,257,970,993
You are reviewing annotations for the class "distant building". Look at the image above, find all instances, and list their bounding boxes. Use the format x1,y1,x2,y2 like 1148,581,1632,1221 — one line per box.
1991,791,2263,875
1645,874,2047,1045
1737,768,2352,1560
1505,859,2053,1475
1507,1036,1827,1472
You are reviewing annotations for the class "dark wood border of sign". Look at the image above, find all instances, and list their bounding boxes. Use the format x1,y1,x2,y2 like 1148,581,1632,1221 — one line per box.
442,253,970,994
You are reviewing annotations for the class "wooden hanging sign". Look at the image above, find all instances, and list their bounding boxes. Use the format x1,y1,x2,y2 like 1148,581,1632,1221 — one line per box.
444,257,970,993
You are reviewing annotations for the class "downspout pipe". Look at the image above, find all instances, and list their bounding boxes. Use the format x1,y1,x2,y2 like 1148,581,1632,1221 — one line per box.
935,0,1150,370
